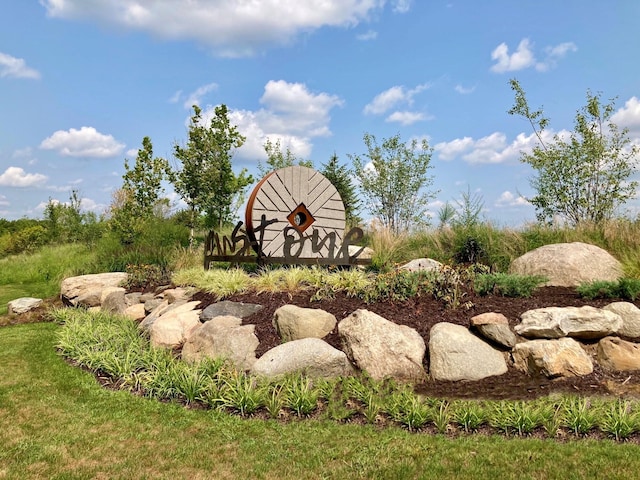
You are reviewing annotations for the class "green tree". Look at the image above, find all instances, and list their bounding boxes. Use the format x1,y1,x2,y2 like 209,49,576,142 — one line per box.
44,189,99,244
508,79,639,225
110,137,170,244
258,138,313,177
320,152,361,227
173,105,253,241
351,133,437,234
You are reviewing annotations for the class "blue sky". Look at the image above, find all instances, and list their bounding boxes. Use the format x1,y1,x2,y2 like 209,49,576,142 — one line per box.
2,1,640,226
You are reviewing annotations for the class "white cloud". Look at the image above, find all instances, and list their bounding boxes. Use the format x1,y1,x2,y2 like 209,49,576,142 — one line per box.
40,126,125,158
357,29,378,41
168,89,182,103
490,38,536,73
490,38,577,73
495,190,529,207
125,148,139,158
435,129,565,164
41,0,402,57
364,83,430,115
0,52,41,79
0,194,9,206
454,84,475,95
198,80,343,161
183,82,218,109
386,111,427,125
0,167,48,187
612,97,640,140
392,0,412,13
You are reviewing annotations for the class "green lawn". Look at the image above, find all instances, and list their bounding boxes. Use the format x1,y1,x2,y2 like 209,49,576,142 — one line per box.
2,322,640,479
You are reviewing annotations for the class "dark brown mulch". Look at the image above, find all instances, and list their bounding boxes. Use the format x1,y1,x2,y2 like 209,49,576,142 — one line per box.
191,287,640,400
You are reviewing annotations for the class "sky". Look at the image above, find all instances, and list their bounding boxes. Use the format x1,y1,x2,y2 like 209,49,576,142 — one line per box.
2,0,640,226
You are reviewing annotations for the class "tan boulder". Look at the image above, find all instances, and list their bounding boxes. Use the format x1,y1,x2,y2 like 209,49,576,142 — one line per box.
509,242,622,287
603,302,640,339
273,305,337,342
513,337,593,378
597,337,640,371
470,312,517,348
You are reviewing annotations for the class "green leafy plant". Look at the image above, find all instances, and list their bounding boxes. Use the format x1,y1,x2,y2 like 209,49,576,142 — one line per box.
577,278,640,301
562,397,598,436
474,273,547,297
284,375,319,417
452,401,487,433
599,399,640,441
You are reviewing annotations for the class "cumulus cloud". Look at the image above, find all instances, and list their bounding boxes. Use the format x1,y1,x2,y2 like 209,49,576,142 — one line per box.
0,167,48,187
40,0,407,57
495,190,529,207
364,83,430,114
386,111,428,125
40,126,125,158
197,80,343,161
0,52,41,79
435,129,565,164
612,97,640,140
490,38,536,73
490,38,576,73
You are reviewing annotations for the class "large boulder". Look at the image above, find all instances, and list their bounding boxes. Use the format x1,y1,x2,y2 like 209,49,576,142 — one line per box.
147,301,201,348
429,322,508,381
200,301,263,322
603,302,640,339
515,306,622,340
252,338,354,378
470,312,517,349
182,316,259,370
597,337,640,371
512,337,593,378
60,272,128,307
7,297,42,315
272,305,337,342
338,309,426,382
509,242,622,287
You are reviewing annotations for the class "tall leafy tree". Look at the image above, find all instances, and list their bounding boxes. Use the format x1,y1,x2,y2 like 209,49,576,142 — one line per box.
110,137,170,244
509,79,639,225
320,152,361,227
258,138,313,177
351,133,437,234
173,105,253,241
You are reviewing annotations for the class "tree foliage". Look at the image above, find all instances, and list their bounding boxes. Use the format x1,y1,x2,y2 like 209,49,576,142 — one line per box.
110,137,170,244
508,79,639,225
173,105,253,237
320,152,361,227
258,138,312,177
351,133,437,234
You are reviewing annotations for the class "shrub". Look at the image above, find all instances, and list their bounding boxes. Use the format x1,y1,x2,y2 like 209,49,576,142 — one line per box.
577,278,640,301
474,273,547,297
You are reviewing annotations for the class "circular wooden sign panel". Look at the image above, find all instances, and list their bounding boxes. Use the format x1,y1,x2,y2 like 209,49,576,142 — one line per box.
245,166,346,258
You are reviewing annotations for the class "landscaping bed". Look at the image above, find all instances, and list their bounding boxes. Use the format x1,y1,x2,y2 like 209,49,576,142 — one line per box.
192,286,640,400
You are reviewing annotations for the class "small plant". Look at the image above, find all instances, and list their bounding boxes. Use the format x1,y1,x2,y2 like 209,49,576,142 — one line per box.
562,397,598,436
431,265,474,309
220,371,264,416
474,273,547,297
454,235,486,264
264,384,284,419
599,399,640,441
284,374,319,417
577,278,640,301
452,400,486,433
432,400,452,434
123,263,170,291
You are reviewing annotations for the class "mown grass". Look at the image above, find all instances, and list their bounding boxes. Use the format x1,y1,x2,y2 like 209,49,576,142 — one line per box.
3,322,640,479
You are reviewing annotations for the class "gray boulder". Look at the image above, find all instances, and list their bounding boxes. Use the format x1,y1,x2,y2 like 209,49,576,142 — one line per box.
272,305,337,342
200,300,263,322
512,337,593,378
399,258,442,273
338,309,426,382
182,316,259,370
516,306,622,340
429,322,508,381
7,297,42,315
100,287,127,315
60,272,128,307
252,338,354,378
509,242,622,287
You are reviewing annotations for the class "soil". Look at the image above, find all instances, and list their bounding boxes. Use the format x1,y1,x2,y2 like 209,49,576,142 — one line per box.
192,286,640,400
